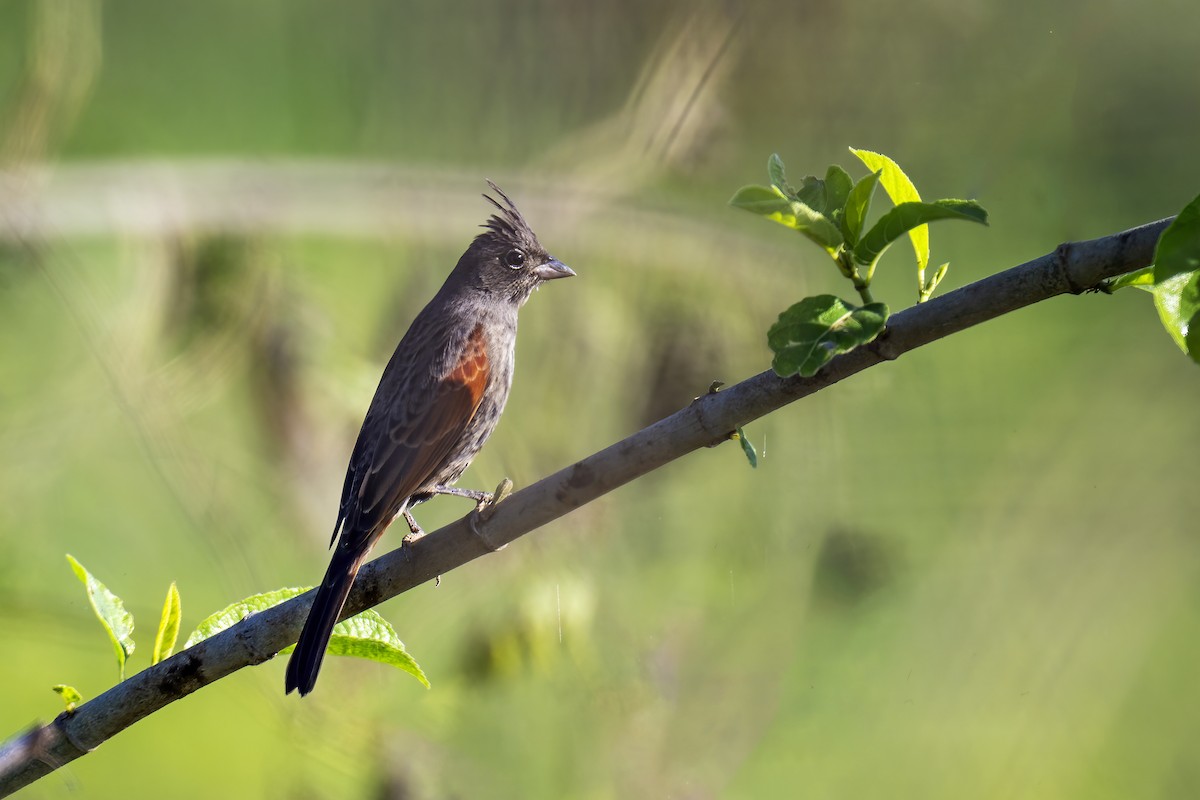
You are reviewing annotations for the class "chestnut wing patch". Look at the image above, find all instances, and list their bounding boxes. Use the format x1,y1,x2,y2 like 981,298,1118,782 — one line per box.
346,325,491,540
447,324,490,410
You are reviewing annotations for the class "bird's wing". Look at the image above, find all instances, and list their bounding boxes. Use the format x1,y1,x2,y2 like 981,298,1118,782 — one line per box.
333,324,490,550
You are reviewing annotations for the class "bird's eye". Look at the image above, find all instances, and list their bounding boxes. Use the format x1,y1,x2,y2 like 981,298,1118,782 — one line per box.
504,249,526,269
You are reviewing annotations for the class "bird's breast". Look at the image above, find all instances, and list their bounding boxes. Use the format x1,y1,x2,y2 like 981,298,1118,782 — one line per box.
448,323,492,409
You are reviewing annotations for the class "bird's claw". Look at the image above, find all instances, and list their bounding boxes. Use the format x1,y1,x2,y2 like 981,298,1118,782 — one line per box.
468,477,513,552
401,509,425,546
477,477,513,521
400,511,427,567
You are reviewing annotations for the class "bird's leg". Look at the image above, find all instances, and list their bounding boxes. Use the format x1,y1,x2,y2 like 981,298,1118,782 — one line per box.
421,480,513,551
428,484,493,504
399,509,437,582
401,509,425,546
429,479,512,517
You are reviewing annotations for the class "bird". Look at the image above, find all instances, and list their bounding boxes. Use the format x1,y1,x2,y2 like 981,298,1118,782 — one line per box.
285,182,575,696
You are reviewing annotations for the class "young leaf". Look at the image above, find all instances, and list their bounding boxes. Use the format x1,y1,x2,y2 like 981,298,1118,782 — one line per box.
842,169,881,245
824,165,853,217
1153,192,1200,285
1104,266,1155,293
735,426,758,468
1152,271,1200,360
1148,193,1200,363
850,148,924,205
767,153,789,194
730,185,844,254
729,184,791,215
323,609,430,689
187,587,429,687
919,262,951,303
66,555,135,680
52,684,83,713
853,200,988,270
185,587,310,647
795,175,829,215
768,295,890,377
851,147,929,270
152,582,182,665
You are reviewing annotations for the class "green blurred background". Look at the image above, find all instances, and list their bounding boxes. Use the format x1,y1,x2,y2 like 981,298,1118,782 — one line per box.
2,1,1199,797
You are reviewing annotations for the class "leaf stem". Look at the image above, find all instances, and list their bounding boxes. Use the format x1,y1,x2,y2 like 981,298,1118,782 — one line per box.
836,250,876,304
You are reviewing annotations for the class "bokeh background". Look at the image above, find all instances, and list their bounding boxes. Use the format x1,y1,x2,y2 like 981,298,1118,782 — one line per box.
2,1,1199,797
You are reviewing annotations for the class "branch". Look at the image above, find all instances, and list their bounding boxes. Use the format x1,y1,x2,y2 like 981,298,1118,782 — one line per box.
0,216,1171,797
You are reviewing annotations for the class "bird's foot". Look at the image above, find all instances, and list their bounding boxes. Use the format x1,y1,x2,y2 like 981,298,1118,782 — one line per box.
467,477,513,552
401,509,425,547
478,477,513,520
400,511,435,582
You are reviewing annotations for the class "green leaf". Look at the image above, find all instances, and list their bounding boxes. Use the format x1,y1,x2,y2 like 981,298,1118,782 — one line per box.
324,608,430,689
824,165,853,216
842,169,881,245
735,426,757,468
730,185,843,253
185,587,308,647
1154,193,1200,284
795,175,828,214
1153,271,1200,361
52,684,83,712
850,148,924,205
1105,266,1156,293
851,147,929,270
152,582,182,665
768,295,890,377
66,555,135,680
767,153,789,194
729,184,791,215
919,262,951,302
186,587,429,688
1188,313,1200,362
1149,195,1200,362
853,200,988,269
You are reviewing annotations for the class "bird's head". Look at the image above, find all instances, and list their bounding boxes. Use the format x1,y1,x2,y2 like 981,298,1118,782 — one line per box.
457,181,575,304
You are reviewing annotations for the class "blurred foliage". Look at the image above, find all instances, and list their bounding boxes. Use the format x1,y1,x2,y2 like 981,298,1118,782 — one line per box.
810,528,896,611
1,1,1199,798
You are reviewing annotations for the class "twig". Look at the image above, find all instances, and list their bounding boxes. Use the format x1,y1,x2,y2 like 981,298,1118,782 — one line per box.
0,215,1171,797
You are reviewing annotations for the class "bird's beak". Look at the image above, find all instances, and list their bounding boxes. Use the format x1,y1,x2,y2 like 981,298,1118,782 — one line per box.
534,259,576,281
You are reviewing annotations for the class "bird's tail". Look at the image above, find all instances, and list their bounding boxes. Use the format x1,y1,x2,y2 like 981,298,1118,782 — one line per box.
285,544,365,696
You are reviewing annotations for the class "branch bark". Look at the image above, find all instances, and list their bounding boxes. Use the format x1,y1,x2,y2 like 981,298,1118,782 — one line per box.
0,216,1172,797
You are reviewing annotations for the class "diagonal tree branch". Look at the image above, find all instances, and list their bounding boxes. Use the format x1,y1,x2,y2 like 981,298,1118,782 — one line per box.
0,216,1172,797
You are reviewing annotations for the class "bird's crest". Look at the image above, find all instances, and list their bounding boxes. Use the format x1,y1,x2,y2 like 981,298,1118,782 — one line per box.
481,180,538,245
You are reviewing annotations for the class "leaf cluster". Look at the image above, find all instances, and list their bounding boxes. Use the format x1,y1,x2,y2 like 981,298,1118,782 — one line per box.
731,149,988,378
56,556,428,712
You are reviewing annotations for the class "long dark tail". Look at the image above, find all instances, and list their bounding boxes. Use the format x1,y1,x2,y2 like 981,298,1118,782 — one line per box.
285,545,365,696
